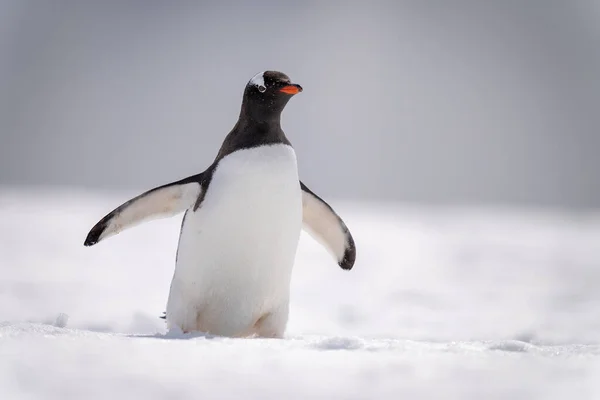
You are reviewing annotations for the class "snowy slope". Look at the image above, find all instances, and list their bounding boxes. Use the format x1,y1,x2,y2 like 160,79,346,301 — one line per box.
1,188,600,399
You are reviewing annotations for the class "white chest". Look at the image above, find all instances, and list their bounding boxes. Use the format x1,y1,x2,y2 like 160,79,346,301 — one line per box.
173,144,303,298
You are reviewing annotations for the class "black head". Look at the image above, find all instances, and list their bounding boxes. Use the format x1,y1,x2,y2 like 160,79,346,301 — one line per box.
240,71,303,123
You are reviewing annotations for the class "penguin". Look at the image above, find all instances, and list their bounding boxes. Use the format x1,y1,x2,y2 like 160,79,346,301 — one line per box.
84,71,356,338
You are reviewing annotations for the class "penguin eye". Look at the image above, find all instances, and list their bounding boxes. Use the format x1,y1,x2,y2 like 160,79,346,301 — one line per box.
257,85,266,93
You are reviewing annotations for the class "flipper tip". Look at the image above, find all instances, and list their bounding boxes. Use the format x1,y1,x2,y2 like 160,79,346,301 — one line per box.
84,222,106,247
338,238,356,270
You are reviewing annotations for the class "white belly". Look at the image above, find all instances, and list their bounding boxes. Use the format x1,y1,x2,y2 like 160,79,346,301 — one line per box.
166,144,302,336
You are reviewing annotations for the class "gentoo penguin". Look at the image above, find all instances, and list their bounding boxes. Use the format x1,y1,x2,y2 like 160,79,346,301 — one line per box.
84,71,355,338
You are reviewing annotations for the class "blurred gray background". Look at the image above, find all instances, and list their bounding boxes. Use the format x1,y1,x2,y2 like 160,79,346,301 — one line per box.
1,1,599,209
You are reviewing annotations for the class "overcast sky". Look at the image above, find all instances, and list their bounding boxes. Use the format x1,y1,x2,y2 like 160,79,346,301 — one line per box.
1,1,599,208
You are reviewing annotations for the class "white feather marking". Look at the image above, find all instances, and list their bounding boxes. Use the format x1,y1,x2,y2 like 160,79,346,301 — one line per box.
97,182,201,243
167,145,302,337
249,71,266,88
301,191,348,263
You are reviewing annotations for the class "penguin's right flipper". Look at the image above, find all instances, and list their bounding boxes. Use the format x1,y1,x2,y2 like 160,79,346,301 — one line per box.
84,174,204,247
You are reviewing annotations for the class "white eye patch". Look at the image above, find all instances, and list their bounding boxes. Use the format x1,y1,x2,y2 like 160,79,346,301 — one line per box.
250,72,266,92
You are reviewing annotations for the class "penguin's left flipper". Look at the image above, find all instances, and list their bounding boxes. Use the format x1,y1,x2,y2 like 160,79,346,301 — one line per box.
300,181,356,270
84,174,204,247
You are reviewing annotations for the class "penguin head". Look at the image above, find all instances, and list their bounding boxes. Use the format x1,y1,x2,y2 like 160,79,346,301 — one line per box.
242,71,303,121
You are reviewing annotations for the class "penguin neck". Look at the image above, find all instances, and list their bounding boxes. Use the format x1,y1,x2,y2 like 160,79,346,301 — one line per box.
238,99,284,131
239,113,282,131
214,103,290,162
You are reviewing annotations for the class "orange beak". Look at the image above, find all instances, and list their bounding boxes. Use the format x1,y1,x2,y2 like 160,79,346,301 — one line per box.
280,84,303,95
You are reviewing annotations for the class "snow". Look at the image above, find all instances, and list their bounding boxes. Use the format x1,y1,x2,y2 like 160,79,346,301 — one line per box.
1,187,600,399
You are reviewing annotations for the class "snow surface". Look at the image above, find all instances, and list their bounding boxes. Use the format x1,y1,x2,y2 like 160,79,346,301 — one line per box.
1,187,600,399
